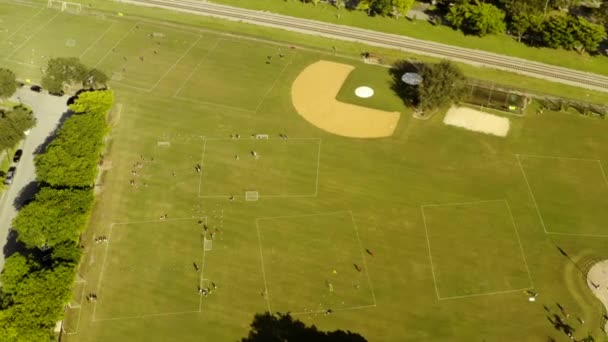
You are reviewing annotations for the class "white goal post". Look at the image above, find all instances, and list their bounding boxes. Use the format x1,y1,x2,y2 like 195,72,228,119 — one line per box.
48,0,82,12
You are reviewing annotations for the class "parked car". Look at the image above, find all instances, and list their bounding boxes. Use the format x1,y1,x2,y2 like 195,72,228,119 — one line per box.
12,149,23,163
30,85,42,92
4,167,16,185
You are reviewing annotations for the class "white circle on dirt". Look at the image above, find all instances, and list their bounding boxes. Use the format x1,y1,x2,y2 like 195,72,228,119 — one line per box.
355,86,374,98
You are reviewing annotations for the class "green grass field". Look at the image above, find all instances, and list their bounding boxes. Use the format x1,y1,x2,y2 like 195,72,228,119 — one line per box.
3,2,608,341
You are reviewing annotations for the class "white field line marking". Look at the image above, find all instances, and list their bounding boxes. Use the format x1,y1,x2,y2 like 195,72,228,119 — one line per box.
4,58,40,68
173,38,221,97
202,137,320,141
197,194,317,199
1,7,44,43
92,222,115,321
597,160,608,189
150,35,202,92
64,281,88,335
515,155,548,234
79,22,116,58
93,22,138,68
420,206,441,300
92,310,201,323
255,219,272,312
92,314,141,322
197,139,207,198
5,11,60,60
110,81,151,93
503,199,535,289
254,51,296,113
112,216,205,226
313,139,322,197
198,233,207,312
421,199,504,208
290,304,377,316
438,287,533,301
173,95,256,114
256,211,351,222
546,231,608,238
516,153,601,162
349,211,377,306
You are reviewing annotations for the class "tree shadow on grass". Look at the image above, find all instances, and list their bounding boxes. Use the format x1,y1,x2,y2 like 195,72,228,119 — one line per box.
240,312,367,342
388,60,422,108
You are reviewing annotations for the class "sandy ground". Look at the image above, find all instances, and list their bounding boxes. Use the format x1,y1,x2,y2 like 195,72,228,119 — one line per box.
587,261,608,331
443,106,510,137
291,60,400,138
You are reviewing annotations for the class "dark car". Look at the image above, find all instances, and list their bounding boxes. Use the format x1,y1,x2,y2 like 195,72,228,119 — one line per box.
13,149,23,163
49,89,64,97
30,85,42,92
4,167,16,185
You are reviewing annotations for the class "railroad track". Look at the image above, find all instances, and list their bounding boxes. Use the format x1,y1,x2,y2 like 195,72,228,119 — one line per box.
124,0,608,93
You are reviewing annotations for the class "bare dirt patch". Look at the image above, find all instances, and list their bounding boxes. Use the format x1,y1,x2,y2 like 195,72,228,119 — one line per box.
587,260,608,331
291,60,400,138
443,106,510,137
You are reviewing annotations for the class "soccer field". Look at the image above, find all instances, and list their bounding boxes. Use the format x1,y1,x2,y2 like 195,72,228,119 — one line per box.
3,2,608,341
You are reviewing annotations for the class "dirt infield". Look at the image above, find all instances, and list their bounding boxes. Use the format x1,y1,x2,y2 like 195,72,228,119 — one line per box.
443,106,510,137
291,61,400,138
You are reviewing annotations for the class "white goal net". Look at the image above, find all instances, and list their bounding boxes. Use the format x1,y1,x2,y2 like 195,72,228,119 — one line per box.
48,0,82,12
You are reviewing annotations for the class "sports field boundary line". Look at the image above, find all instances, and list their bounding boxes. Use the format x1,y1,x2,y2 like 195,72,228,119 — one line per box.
92,221,115,321
253,51,296,113
63,279,88,335
290,304,377,316
202,137,321,141
173,38,221,97
110,81,151,93
150,34,202,92
197,139,207,198
438,287,533,301
546,231,608,238
4,11,61,61
93,22,139,68
173,94,256,114
516,153,602,163
256,210,351,222
349,211,377,306
419,206,441,300
92,309,201,323
3,58,40,68
111,216,206,226
1,7,44,44
421,198,505,209
79,21,116,59
515,154,549,234
597,160,608,189
503,199,535,289
254,219,273,313
198,227,207,312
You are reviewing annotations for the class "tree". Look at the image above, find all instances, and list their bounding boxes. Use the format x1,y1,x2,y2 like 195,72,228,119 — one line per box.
12,187,94,248
369,0,393,16
41,57,87,94
540,15,605,53
0,69,17,99
0,105,35,152
571,16,606,54
595,1,608,27
241,312,367,342
446,1,507,36
69,89,114,114
391,0,415,17
417,60,467,113
0,255,36,296
83,68,109,89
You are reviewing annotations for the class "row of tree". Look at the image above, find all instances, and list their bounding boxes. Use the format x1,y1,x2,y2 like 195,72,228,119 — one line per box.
0,89,113,341
443,0,606,54
297,0,607,54
0,105,35,156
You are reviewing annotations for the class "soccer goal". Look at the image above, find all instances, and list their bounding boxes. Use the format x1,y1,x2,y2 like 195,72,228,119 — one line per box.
48,0,82,12
245,191,259,202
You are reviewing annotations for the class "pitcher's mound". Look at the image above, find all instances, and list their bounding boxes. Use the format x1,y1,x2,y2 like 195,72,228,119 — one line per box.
291,61,400,138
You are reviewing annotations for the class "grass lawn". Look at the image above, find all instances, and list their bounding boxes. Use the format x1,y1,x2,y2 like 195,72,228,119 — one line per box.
4,2,608,341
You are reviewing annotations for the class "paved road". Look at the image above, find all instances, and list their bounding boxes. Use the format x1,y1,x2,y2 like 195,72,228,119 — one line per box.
122,0,608,93
0,88,68,271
